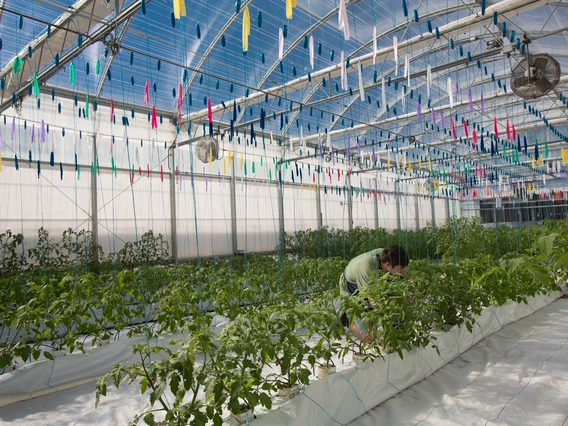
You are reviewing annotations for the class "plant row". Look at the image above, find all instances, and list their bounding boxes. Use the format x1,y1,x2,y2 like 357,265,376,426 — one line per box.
0,255,346,370
94,231,567,425
284,217,565,261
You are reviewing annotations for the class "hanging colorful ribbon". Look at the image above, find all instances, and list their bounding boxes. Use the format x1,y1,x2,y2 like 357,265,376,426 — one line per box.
242,5,250,53
338,0,350,40
151,106,158,129
173,0,186,19
144,79,149,106
286,0,297,19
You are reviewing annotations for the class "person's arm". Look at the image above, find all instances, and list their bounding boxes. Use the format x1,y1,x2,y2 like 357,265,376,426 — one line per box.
349,320,375,343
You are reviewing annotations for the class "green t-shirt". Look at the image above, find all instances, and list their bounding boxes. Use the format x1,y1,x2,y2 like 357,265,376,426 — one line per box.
339,248,384,296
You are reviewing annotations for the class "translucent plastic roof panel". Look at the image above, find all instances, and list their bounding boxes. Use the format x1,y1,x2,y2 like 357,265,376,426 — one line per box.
2,0,568,189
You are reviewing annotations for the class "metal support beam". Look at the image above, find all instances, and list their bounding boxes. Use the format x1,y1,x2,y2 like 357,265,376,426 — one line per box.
230,160,238,255
169,148,178,264
396,180,401,230
445,197,451,221
186,0,547,124
277,170,285,256
374,179,379,231
0,0,141,114
91,134,99,263
316,168,322,230
96,17,133,97
346,173,353,232
430,195,436,228
415,196,420,231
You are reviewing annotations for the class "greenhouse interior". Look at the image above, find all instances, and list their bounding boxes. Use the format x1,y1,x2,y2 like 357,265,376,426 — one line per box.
1,0,568,424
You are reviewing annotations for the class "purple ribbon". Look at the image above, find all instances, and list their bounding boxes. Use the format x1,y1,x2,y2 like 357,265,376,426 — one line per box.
417,100,422,121
347,134,351,163
41,120,45,143
440,109,445,128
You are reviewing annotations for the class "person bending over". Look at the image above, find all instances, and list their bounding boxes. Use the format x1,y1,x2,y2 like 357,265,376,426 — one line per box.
339,245,409,342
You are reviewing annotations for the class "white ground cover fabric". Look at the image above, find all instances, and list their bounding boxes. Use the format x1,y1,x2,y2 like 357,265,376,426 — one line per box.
0,291,566,425
350,297,568,426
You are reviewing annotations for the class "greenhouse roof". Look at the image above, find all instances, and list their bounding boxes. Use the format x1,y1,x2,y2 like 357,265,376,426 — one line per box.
1,0,568,190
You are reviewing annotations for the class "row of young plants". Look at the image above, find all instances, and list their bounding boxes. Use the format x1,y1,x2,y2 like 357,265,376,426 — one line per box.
0,254,346,371
0,228,170,278
94,230,567,425
1,217,555,281
284,217,562,261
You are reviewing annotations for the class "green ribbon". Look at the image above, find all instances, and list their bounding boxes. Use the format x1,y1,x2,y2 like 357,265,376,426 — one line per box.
69,63,75,85
33,73,40,97
12,57,23,73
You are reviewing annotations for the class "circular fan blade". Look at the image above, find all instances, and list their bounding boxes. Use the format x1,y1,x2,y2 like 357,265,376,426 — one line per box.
534,76,552,94
514,76,531,87
533,57,548,71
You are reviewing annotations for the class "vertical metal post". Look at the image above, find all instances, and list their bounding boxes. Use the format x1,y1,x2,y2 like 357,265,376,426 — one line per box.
91,134,99,263
445,197,451,220
374,179,379,231
415,195,420,231
396,180,401,230
316,167,322,230
346,172,353,231
430,195,436,228
230,160,239,255
277,167,285,255
169,147,178,264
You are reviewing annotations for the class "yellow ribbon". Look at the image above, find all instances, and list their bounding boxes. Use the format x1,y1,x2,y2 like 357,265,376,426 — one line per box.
532,157,535,169
228,149,232,163
242,6,250,52
173,0,186,19
286,0,297,19
240,153,244,170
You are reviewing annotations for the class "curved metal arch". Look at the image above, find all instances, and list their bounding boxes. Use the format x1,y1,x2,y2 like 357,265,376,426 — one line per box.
234,1,472,127
293,49,506,146
233,0,363,126
180,0,254,103
96,16,133,96
184,0,547,127
222,40,501,144
281,81,323,136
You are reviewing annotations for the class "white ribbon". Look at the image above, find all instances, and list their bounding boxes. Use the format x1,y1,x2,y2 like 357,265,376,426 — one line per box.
393,36,398,76
427,65,432,98
338,0,350,40
447,76,454,108
373,26,377,65
381,76,386,113
278,28,284,61
309,35,314,70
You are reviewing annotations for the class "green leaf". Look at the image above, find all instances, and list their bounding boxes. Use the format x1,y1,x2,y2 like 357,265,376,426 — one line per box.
140,378,148,395
43,351,54,361
525,263,551,285
259,392,272,409
143,413,156,426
